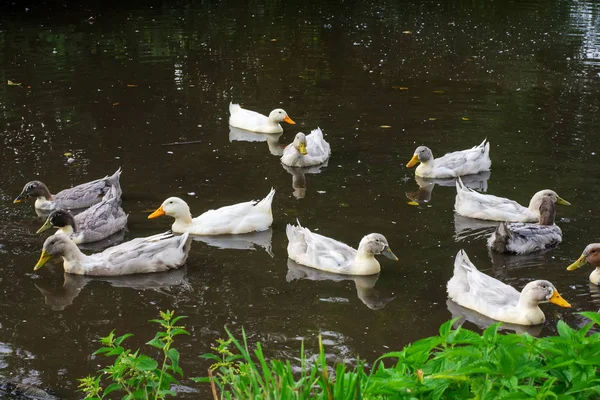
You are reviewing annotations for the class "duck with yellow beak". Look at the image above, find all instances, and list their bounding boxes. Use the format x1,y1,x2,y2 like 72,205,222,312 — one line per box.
281,128,331,168
567,244,600,285
33,231,190,276
448,250,571,325
406,139,491,178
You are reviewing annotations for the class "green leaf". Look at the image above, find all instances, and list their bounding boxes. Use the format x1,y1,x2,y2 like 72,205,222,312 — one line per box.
115,333,134,346
135,355,158,371
103,382,123,395
579,311,600,326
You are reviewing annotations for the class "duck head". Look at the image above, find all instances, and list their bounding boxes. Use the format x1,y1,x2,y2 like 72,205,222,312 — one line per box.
358,234,398,261
520,280,571,307
14,181,52,203
406,146,433,168
268,108,295,125
529,190,570,211
292,132,308,155
37,209,77,234
567,243,600,271
34,235,78,270
148,197,192,221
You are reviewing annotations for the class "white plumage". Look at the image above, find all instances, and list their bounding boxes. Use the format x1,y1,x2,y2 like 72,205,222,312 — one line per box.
281,128,331,167
406,139,491,178
228,102,295,133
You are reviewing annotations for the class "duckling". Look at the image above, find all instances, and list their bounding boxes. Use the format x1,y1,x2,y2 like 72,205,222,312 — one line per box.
148,188,275,235
406,139,491,178
34,231,191,276
566,244,600,285
286,221,398,275
228,102,295,133
36,186,127,244
447,250,571,325
454,177,570,222
281,128,331,167
14,167,122,211
487,197,562,254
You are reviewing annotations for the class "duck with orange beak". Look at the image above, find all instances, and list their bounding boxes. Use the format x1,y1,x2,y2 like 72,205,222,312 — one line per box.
229,102,295,133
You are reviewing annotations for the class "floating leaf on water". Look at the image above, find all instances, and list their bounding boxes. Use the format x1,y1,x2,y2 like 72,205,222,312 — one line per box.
8,80,22,86
126,84,138,88
317,190,326,194
392,86,409,90
64,152,73,157
462,117,470,121
339,203,350,208
433,90,445,94
402,30,412,34
407,201,419,206
380,125,392,128
112,102,120,106
271,38,278,42
428,118,437,121
466,58,473,62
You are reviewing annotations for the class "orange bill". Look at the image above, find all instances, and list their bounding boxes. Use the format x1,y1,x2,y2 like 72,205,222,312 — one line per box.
406,154,419,168
283,115,296,125
148,206,166,219
549,290,571,308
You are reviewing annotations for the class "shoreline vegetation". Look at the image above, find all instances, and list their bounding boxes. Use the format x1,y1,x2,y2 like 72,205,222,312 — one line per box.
80,311,600,399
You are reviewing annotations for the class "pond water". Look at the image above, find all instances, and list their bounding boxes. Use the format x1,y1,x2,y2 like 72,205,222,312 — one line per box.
1,0,600,397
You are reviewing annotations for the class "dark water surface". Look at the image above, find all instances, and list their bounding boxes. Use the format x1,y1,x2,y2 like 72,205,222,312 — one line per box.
2,0,600,397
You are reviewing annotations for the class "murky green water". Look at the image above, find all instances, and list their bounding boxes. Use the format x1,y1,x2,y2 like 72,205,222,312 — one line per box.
1,0,600,397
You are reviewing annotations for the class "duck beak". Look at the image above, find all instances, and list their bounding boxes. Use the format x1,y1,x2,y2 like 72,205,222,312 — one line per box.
406,154,419,168
13,192,25,203
382,246,398,261
298,142,307,155
34,250,52,271
36,218,54,234
567,254,587,271
283,115,296,125
556,196,571,206
548,290,571,308
148,206,166,219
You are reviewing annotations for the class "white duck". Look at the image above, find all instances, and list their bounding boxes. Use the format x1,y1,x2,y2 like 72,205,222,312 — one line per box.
14,168,122,211
447,250,571,325
406,139,491,178
281,128,331,167
566,243,600,285
34,231,191,276
487,197,562,254
36,185,128,244
229,102,295,133
454,177,570,222
286,221,398,275
148,188,275,235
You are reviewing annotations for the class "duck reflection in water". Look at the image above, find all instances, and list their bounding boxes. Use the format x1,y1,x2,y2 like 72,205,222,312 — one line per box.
192,228,273,257
281,160,329,199
406,171,490,206
228,126,284,156
446,299,543,336
286,259,395,310
35,268,189,311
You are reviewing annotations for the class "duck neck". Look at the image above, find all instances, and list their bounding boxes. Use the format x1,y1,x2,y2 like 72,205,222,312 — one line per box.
173,212,193,231
35,196,54,209
354,247,381,275
60,245,88,274
590,268,600,285
516,296,545,324
57,225,75,236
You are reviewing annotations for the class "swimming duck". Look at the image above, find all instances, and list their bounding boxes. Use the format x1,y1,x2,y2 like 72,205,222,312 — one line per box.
447,250,571,325
36,186,128,244
281,128,331,167
566,244,600,285
454,177,570,222
14,167,122,211
286,221,398,275
148,188,275,235
406,139,491,178
228,102,295,133
487,197,562,254
34,231,191,276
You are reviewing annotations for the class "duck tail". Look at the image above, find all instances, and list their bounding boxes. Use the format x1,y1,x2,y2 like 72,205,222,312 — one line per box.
179,231,191,249
488,222,511,253
448,250,473,298
229,102,240,113
106,167,123,199
255,188,276,211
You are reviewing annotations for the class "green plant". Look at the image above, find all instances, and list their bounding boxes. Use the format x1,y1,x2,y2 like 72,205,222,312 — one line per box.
79,310,189,400
199,312,600,399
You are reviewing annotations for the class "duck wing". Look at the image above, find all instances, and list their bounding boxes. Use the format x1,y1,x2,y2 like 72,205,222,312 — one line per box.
54,168,121,210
